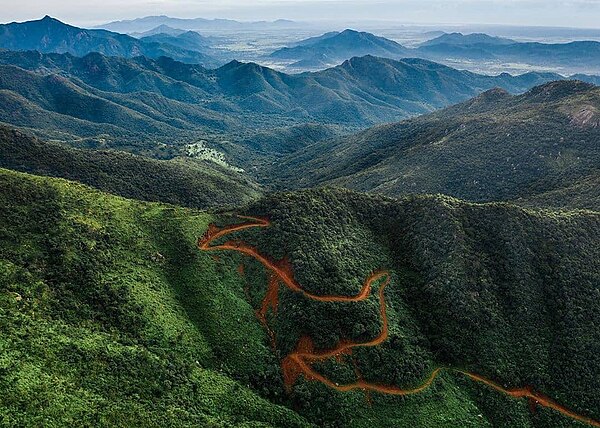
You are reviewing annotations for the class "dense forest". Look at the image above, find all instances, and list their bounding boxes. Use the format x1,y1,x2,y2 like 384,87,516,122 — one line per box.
0,126,260,209
2,170,598,427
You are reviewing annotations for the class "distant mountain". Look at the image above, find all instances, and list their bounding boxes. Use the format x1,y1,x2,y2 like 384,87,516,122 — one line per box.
0,51,566,162
420,32,516,47
289,31,340,47
140,31,214,54
131,25,187,38
417,39,600,73
98,15,301,34
269,80,600,210
273,29,600,74
0,16,219,66
270,29,409,66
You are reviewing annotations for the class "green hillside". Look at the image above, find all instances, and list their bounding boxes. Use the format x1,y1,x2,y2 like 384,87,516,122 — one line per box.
2,169,598,427
0,125,260,209
0,168,307,427
270,80,600,210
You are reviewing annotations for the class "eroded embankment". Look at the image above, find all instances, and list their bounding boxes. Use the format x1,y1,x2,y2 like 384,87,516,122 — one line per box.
198,215,600,428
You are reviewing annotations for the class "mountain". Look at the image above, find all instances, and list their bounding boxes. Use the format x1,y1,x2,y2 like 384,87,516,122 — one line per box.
416,39,600,75
132,24,187,38
139,31,213,53
0,16,218,66
0,168,309,428
420,32,516,47
269,29,409,66
3,169,599,427
273,29,600,74
289,31,340,47
0,51,564,163
0,126,260,209
269,80,600,210
98,15,301,34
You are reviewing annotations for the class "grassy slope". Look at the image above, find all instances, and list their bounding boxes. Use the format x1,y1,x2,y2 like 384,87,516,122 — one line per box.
0,168,307,427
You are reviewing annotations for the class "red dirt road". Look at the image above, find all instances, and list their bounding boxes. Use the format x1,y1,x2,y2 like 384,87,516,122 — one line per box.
198,215,600,427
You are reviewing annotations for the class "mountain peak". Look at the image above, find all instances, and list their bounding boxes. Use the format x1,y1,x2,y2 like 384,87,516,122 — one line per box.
479,87,511,99
40,15,62,24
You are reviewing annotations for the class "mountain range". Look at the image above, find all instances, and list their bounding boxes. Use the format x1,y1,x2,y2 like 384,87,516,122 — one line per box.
268,80,600,210
0,16,221,66
0,49,566,167
270,29,600,74
2,13,600,428
98,15,301,34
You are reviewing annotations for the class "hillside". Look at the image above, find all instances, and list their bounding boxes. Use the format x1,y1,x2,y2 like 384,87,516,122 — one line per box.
0,16,219,66
0,51,563,161
3,171,598,427
268,80,600,209
0,168,308,427
0,126,260,209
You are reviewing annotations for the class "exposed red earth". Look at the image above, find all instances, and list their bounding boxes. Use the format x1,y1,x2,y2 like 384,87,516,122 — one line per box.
198,216,600,427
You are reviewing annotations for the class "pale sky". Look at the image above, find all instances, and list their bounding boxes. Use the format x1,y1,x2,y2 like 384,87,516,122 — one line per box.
1,0,600,28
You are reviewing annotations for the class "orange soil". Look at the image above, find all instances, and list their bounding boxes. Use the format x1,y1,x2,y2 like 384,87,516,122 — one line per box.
198,215,600,427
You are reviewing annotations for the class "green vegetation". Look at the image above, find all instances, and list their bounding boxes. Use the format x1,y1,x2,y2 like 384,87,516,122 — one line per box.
270,80,600,210
243,187,600,427
1,169,599,427
0,126,260,209
1,22,599,427
0,168,308,427
0,49,565,163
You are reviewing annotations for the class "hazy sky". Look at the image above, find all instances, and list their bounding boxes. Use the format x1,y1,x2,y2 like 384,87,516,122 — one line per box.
2,0,600,28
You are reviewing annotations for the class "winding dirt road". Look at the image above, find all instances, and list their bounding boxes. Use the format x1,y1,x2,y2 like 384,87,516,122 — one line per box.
198,215,600,427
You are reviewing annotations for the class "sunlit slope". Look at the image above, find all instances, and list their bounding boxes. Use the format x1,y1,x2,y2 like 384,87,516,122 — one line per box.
0,168,307,427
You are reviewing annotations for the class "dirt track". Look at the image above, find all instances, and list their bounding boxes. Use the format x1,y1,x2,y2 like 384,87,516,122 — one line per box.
199,215,600,427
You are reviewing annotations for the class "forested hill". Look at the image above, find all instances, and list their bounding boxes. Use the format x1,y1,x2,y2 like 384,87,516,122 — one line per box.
3,171,599,427
0,126,261,209
269,80,600,210
243,187,600,427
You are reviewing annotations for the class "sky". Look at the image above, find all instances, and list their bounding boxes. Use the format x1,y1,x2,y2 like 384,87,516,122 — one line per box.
2,0,600,28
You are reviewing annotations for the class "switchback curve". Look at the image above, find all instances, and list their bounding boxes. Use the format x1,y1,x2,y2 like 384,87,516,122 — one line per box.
198,215,600,427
